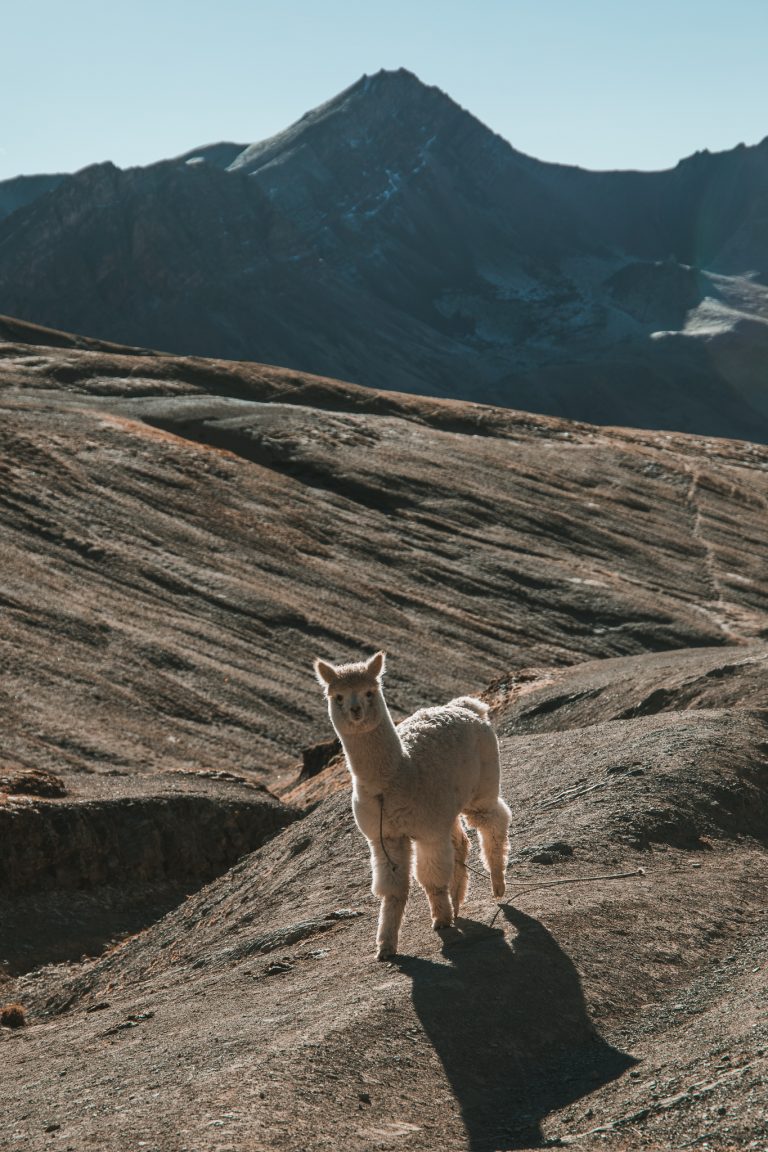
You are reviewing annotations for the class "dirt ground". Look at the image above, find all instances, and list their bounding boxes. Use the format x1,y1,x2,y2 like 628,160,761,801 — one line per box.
3,317,768,785
3,647,767,1150
1,320,767,1149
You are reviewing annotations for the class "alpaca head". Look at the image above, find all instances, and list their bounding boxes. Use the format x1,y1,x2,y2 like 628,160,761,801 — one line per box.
314,650,387,736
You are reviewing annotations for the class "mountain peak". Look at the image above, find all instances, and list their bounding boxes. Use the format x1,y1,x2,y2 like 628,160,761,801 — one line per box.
346,67,462,120
315,67,443,111
228,68,467,175
354,66,433,93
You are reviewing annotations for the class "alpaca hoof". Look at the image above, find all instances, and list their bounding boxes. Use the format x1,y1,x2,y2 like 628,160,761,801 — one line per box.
432,916,453,930
376,943,396,961
493,879,506,899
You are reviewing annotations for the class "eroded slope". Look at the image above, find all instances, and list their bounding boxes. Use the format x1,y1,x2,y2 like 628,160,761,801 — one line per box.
2,332,768,790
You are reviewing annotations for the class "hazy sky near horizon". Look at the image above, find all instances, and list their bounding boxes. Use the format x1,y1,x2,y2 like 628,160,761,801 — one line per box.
3,0,767,181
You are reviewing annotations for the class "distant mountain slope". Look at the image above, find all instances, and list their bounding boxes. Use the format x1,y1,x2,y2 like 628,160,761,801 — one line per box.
0,171,66,222
1,69,767,438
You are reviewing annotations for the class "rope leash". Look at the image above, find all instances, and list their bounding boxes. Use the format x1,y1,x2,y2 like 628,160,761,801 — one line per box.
508,866,646,895
487,867,647,928
378,797,520,882
378,796,649,926
378,794,399,872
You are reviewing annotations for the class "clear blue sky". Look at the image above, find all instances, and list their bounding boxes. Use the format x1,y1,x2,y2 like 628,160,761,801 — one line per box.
3,0,767,180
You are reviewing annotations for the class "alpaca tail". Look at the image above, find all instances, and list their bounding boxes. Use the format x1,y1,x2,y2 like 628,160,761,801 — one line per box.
451,695,490,718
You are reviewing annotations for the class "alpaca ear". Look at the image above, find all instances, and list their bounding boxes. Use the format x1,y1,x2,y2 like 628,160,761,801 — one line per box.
314,658,337,686
366,650,386,679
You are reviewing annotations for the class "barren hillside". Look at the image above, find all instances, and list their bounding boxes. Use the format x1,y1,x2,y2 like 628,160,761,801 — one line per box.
1,320,767,1149
2,316,767,786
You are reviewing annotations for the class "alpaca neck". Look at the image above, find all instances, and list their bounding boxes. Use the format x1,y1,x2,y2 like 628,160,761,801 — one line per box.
339,703,402,792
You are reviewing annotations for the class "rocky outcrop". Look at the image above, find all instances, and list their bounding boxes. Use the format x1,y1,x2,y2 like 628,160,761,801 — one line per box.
0,770,296,974
0,773,294,893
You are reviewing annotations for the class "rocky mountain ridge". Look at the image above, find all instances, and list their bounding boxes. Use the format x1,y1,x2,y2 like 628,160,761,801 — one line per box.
1,69,768,439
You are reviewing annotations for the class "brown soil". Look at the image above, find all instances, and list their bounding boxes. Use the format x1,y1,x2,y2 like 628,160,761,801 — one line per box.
2,328,768,791
3,648,766,1150
1,323,767,1149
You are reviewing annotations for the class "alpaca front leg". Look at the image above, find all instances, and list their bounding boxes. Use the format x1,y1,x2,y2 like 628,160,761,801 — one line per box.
414,838,455,929
370,836,412,960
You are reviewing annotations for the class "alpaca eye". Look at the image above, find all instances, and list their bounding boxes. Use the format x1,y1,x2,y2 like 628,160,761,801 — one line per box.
335,694,343,704
366,690,374,699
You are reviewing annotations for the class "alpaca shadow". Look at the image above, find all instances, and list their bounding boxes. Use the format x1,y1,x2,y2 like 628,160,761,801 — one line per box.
395,905,635,1150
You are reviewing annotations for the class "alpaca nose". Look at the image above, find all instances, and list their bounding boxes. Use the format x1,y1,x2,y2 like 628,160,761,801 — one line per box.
351,703,362,718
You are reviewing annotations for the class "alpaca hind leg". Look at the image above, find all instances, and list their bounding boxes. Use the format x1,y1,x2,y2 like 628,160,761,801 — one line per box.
370,836,412,960
465,798,511,898
450,818,470,918
414,838,456,929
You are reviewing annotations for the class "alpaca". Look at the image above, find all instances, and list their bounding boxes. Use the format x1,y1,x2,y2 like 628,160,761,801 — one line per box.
314,650,511,960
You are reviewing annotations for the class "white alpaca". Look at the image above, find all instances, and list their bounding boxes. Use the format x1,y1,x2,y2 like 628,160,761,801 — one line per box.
314,650,511,960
